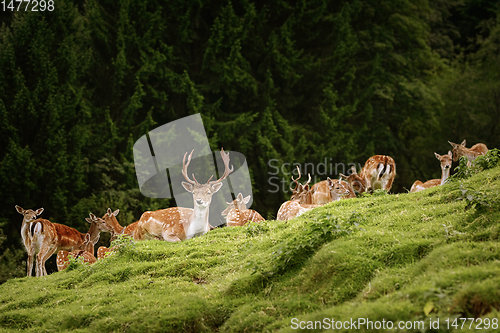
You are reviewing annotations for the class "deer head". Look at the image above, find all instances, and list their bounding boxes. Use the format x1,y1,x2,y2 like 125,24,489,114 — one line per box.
340,166,366,193
448,140,467,162
15,205,44,224
435,151,452,170
222,193,251,217
327,177,350,201
181,148,234,209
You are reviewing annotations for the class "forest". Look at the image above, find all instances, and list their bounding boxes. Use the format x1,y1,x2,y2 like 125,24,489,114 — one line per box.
0,0,499,282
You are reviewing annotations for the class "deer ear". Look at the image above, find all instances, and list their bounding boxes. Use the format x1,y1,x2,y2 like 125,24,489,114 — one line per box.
15,205,24,214
35,208,44,216
434,152,441,160
89,213,97,220
461,139,466,146
113,209,119,216
350,166,357,174
181,181,194,193
339,173,348,180
85,217,92,224
448,141,457,148
211,182,223,194
448,151,453,158
107,208,113,216
243,195,251,205
237,193,244,201
327,177,333,186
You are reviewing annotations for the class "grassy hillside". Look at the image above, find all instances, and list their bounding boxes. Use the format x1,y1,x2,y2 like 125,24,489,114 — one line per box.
1,166,500,332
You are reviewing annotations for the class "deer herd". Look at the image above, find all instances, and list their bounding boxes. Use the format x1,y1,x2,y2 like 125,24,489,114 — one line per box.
15,140,489,277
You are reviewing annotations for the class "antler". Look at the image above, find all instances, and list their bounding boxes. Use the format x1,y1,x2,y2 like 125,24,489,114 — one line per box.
304,173,312,187
182,148,234,185
290,166,302,191
208,148,234,185
182,149,199,185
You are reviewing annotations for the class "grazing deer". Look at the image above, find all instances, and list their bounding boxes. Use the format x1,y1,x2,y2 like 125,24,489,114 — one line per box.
134,148,233,241
56,250,97,271
359,155,396,192
448,140,488,166
340,166,367,194
221,193,265,226
410,151,453,193
29,213,112,276
96,208,141,259
15,205,44,277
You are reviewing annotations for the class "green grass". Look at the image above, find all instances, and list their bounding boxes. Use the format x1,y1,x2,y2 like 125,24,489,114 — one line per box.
1,166,500,332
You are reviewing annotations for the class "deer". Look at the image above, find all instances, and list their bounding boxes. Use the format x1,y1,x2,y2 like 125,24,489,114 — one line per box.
96,208,141,259
357,155,396,192
28,213,112,276
326,177,355,201
56,250,97,271
133,148,233,241
340,166,367,194
311,177,356,203
15,205,44,277
448,140,488,167
276,169,321,221
410,151,453,193
221,193,265,227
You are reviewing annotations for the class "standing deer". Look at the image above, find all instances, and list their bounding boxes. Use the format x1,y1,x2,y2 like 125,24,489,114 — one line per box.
133,148,233,241
96,208,141,259
221,193,265,226
28,213,112,276
358,155,396,192
56,250,97,271
448,140,488,166
410,151,453,193
15,205,44,277
340,166,367,194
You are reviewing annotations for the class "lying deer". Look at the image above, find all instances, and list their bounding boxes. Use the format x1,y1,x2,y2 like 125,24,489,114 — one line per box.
56,250,97,271
448,139,488,167
311,177,356,203
276,170,321,221
340,166,367,194
133,148,233,241
410,151,452,193
96,208,140,259
28,213,112,276
359,155,396,192
222,193,265,226
15,205,44,277
327,177,355,201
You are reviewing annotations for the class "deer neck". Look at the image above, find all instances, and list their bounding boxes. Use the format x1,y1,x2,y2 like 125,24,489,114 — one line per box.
20,219,32,247
186,204,210,239
440,167,450,185
109,216,125,235
85,223,101,249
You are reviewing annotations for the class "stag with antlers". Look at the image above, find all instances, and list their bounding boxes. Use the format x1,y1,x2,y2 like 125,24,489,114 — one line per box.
134,148,233,241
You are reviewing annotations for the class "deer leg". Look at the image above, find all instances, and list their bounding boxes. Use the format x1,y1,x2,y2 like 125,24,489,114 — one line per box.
36,245,55,277
27,251,35,277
